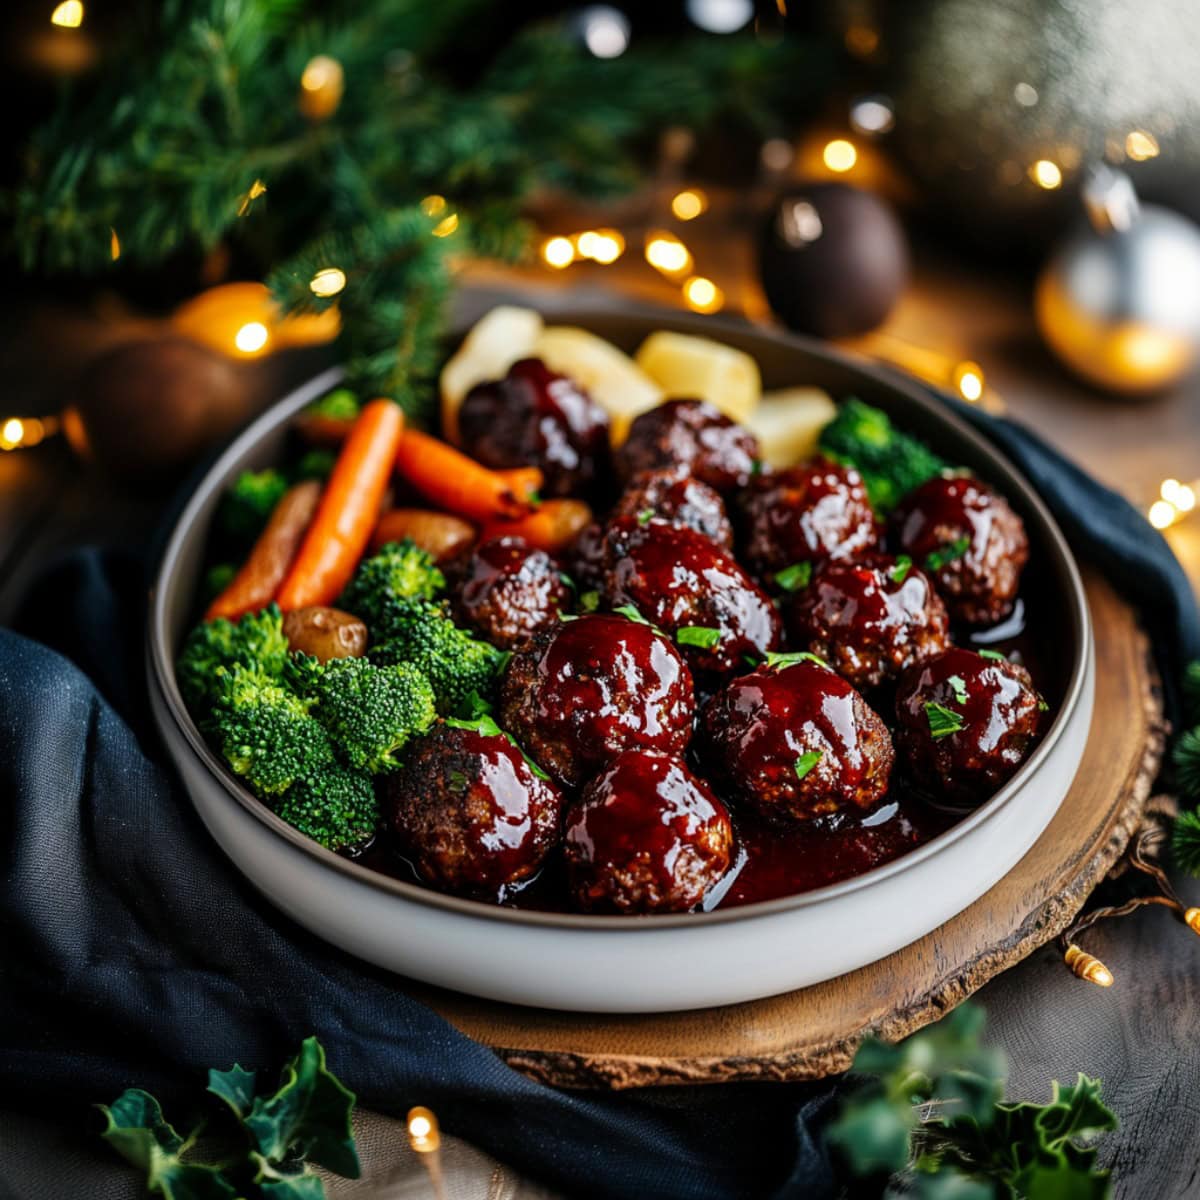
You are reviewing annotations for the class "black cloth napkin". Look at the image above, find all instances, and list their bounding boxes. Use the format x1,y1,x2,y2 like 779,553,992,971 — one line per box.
1,395,1195,1200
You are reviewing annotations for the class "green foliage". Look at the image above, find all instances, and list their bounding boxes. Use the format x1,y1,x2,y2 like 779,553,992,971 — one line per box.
10,0,830,421
828,1003,1116,1199
1183,660,1200,724
217,469,290,545
819,397,949,513
304,389,360,423
202,563,238,604
1172,808,1200,876
212,664,335,796
272,764,378,852
177,604,290,711
1172,725,1200,799
292,449,337,481
312,656,437,772
371,601,507,715
338,540,446,640
100,1038,359,1199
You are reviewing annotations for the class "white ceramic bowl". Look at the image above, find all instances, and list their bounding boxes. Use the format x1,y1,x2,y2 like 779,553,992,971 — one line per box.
147,308,1093,1013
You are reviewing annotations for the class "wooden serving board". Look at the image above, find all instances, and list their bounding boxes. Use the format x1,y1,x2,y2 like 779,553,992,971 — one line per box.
411,571,1164,1089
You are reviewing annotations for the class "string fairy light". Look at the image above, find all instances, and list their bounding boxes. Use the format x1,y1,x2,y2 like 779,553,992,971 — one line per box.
407,1107,446,1200
420,194,447,216
683,275,724,313
670,188,709,221
1147,478,1199,530
541,236,575,269
298,55,344,122
1029,159,1062,190
644,230,693,276
309,267,346,298
822,138,858,173
50,0,84,27
431,212,459,238
0,415,60,452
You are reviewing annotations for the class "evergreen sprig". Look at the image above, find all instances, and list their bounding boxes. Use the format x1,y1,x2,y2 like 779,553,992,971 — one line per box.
9,0,829,422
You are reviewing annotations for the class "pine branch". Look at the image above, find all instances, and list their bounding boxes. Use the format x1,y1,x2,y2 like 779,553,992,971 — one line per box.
1173,808,1200,877
1172,726,1200,799
1183,661,1200,725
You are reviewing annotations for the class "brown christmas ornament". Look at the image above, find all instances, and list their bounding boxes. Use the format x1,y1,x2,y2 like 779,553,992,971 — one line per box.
64,336,253,484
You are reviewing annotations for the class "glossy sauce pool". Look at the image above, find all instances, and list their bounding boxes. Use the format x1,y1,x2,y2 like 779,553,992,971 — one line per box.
358,593,1063,914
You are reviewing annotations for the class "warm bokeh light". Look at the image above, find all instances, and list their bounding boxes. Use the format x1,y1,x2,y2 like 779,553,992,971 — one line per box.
407,1106,441,1153
1149,499,1176,530
849,96,894,135
683,276,724,313
1125,130,1160,162
1030,159,1062,189
953,361,985,403
645,231,693,275
671,189,709,221
432,212,459,238
110,228,120,261
542,236,575,269
576,229,624,263
822,139,858,173
1162,479,1197,512
1,418,25,448
300,55,341,93
309,267,346,298
298,55,344,121
420,194,446,216
234,322,270,354
50,1,83,27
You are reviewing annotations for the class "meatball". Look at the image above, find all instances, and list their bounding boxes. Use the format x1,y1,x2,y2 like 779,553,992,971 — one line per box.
700,658,894,824
563,521,608,594
564,749,734,914
888,474,1029,626
603,517,782,678
894,646,1045,806
459,358,610,497
498,612,695,790
386,723,563,900
455,536,571,650
610,465,734,549
737,458,877,580
784,555,950,690
616,399,760,492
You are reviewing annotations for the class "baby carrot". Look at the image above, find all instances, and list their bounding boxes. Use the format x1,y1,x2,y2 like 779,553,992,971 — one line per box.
494,466,544,504
276,399,405,610
480,498,593,553
394,428,532,523
206,480,322,622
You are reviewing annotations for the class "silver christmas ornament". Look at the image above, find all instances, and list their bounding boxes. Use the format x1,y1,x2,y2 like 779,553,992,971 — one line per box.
1035,166,1200,394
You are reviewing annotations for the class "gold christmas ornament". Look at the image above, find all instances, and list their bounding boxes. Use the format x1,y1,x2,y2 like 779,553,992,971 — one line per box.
1035,166,1200,394
298,55,344,122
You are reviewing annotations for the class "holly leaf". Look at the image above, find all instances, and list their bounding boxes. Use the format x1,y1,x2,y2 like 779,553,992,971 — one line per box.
826,1089,916,1175
207,1064,257,1120
253,1152,330,1200
243,1038,360,1179
97,1090,236,1200
906,1171,998,1200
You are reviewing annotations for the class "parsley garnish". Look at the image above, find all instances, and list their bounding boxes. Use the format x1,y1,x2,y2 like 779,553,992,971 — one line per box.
1037,697,1050,713
676,625,722,649
637,508,655,526
925,535,971,572
978,648,1007,661
776,561,813,592
579,589,600,612
924,701,965,739
615,604,651,625
947,674,969,705
558,571,577,592
445,715,551,779
448,768,470,791
766,650,830,670
794,750,823,781
889,555,913,585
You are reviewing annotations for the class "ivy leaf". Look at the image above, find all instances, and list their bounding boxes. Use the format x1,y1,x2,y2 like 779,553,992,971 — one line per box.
925,702,965,740
207,1064,257,1120
97,1090,236,1200
775,561,812,592
765,650,829,670
676,625,721,649
925,536,971,572
244,1038,360,1179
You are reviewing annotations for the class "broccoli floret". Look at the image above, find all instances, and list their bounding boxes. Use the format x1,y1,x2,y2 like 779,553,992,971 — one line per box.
312,657,437,773
818,397,948,514
211,665,335,797
216,468,289,544
177,605,290,712
291,448,338,481
371,601,507,716
338,541,446,640
305,388,361,423
274,765,379,853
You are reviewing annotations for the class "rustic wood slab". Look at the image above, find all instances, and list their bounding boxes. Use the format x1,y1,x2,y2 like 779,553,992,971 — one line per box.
410,571,1164,1089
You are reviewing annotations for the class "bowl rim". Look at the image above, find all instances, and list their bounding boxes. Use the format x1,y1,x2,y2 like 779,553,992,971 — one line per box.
147,304,1093,932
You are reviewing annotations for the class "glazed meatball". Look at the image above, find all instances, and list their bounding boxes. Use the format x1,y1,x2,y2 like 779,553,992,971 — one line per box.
784,555,950,690
610,465,734,549
603,517,782,678
565,750,734,915
738,458,877,580
563,521,608,593
894,646,1045,806
700,658,894,824
616,399,760,492
889,474,1029,626
459,358,610,497
455,536,571,650
498,612,695,790
386,723,563,900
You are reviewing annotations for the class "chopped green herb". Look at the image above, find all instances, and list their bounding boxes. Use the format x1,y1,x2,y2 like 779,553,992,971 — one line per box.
637,508,655,526
445,713,503,737
776,561,813,592
579,590,600,612
676,625,722,649
889,555,913,585
559,571,577,592
766,650,829,670
448,768,469,791
463,690,494,717
615,604,650,625
750,458,764,477
524,756,551,781
924,701,965,739
924,535,971,572
978,648,1007,661
794,750,823,781
947,674,969,705
1037,697,1050,713
743,654,762,669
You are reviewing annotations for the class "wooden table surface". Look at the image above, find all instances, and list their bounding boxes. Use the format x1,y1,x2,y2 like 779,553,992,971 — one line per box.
1,254,1198,1197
